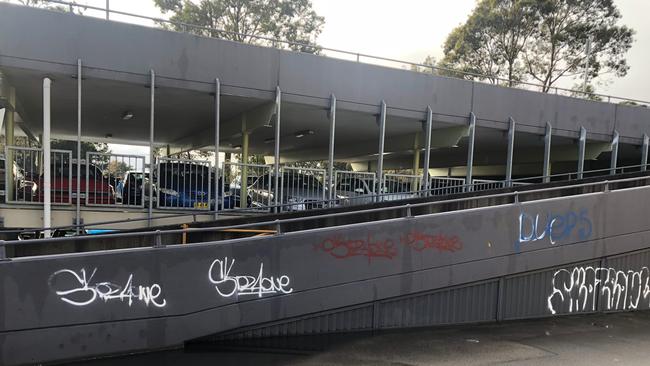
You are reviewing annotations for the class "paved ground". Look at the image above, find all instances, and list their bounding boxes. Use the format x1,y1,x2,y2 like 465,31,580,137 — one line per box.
75,311,650,366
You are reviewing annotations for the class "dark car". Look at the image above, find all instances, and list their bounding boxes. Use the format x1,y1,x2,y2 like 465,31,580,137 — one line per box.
36,163,116,204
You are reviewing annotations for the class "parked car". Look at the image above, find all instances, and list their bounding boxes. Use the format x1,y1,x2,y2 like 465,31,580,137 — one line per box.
213,172,251,210
120,171,154,206
335,176,375,206
249,172,326,211
35,162,116,204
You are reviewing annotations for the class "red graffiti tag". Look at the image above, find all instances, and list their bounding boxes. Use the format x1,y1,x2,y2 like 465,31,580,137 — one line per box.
314,234,397,262
401,230,463,253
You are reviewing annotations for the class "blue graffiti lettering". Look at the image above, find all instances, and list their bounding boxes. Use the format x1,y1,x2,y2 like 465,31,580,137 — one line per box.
517,208,592,249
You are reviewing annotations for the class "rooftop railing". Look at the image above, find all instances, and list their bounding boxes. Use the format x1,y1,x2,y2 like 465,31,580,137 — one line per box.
5,0,649,107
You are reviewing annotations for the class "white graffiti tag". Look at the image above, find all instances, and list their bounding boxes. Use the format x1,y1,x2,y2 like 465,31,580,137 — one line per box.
208,257,293,298
49,268,167,308
547,266,650,315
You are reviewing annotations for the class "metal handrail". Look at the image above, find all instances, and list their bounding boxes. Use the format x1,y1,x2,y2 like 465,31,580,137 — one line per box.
10,0,649,107
1,172,647,250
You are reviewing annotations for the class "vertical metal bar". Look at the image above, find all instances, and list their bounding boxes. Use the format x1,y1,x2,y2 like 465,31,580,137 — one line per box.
465,112,476,192
642,134,649,172
214,78,220,218
105,0,110,20
610,130,619,175
328,94,336,207
376,100,387,201
148,70,155,225
43,78,52,237
241,115,249,209
76,59,82,233
5,87,15,203
273,86,281,212
543,122,552,183
423,106,433,196
505,117,515,187
577,126,587,179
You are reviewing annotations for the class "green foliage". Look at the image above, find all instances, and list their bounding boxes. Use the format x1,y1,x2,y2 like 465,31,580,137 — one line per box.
439,0,634,93
51,140,109,158
16,0,85,14
153,0,325,53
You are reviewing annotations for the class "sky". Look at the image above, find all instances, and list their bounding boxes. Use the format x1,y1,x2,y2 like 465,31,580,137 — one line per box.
5,0,649,153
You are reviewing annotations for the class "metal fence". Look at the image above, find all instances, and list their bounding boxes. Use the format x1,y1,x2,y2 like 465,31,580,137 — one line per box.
4,146,72,205
156,158,212,211
472,179,505,192
333,170,377,207
429,177,466,196
280,167,327,212
86,152,144,207
382,173,423,201
222,162,272,211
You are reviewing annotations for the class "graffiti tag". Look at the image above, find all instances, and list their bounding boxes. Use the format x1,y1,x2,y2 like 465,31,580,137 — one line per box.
518,208,592,249
314,234,397,262
49,268,166,308
401,230,463,253
209,257,293,298
547,266,650,315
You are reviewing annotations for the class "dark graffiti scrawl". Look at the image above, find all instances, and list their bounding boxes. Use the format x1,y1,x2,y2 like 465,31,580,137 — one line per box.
314,234,397,262
401,230,463,253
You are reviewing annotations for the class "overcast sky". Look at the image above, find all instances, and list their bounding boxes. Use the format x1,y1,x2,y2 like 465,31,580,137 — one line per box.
6,0,648,153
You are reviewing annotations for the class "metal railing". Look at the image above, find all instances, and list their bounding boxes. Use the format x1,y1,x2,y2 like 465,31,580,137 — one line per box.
12,0,650,107
333,170,377,207
382,173,423,201
472,179,505,192
222,162,272,211
157,158,212,211
86,152,143,207
280,167,327,212
429,177,466,196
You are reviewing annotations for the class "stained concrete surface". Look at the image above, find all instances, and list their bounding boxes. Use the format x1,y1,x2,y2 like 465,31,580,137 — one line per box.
72,311,650,366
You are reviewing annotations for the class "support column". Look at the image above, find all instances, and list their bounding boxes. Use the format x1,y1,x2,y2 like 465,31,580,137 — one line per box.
148,70,155,225
240,115,249,209
4,86,15,202
465,112,476,192
642,134,649,172
327,94,336,207
610,130,619,175
505,117,515,187
577,126,587,179
543,122,552,183
214,78,220,219
76,59,82,233
422,106,433,196
43,78,52,238
273,86,281,212
411,131,421,175
376,101,387,201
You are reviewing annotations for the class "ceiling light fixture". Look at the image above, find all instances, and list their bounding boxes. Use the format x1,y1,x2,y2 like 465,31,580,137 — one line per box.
294,130,315,138
122,111,134,120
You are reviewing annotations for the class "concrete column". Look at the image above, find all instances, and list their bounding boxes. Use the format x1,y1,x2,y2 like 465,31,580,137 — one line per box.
148,70,155,225
43,78,52,238
4,86,15,202
505,117,515,187
214,78,220,219
273,86,281,212
543,122,552,183
577,126,587,179
642,134,649,172
240,114,249,209
412,131,421,176
465,112,476,192
422,106,433,196
610,130,619,175
376,101,387,200
75,59,82,233
327,94,336,207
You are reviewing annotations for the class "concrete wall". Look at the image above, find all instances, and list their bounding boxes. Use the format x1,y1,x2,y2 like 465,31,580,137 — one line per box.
0,3,648,142
3,184,650,364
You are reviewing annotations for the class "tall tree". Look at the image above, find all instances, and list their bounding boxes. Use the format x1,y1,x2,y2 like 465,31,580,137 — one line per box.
525,0,634,92
153,0,325,53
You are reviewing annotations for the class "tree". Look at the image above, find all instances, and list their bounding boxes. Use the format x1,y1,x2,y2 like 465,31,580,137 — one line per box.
16,0,85,14
439,0,634,93
51,140,109,159
153,0,325,53
525,0,634,92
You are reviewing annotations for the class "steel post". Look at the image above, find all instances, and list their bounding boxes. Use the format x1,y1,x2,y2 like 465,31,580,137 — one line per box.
543,122,552,183
76,59,82,233
149,70,155,225
422,106,433,196
43,78,52,238
642,134,649,172
240,115,249,209
505,117,515,187
465,113,476,192
610,130,619,175
4,86,15,202
376,101,387,201
273,86,281,213
214,78,220,219
328,94,336,207
577,127,587,179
